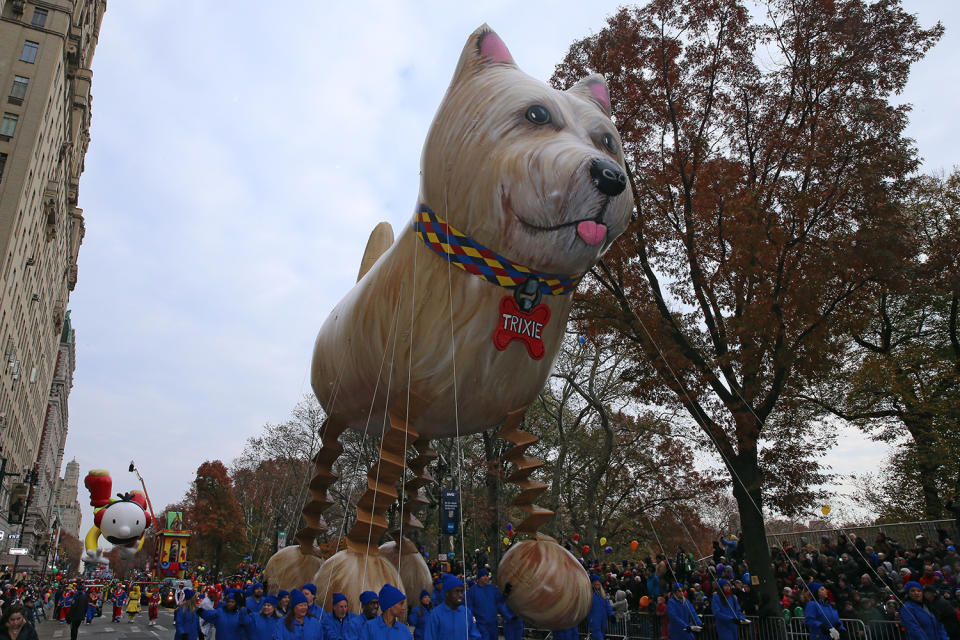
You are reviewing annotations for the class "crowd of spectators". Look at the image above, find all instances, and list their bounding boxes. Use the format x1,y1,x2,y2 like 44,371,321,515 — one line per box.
571,524,960,639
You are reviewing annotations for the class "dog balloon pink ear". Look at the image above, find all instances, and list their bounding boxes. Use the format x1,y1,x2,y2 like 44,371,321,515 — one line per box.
569,75,612,117
479,29,514,65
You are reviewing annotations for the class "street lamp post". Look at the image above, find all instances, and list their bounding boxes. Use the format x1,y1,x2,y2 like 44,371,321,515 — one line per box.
12,464,39,575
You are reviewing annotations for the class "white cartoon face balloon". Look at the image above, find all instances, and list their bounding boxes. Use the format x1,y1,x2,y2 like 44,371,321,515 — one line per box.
99,500,148,544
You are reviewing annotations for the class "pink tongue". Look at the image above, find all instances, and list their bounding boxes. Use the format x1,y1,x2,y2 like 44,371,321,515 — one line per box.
577,221,607,246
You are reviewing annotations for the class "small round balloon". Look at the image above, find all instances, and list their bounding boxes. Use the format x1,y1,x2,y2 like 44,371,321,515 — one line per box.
605,546,613,554
600,537,607,546
507,522,513,531
640,596,650,607
743,572,751,583
508,529,515,537
821,505,831,515
578,336,586,344
582,545,590,554
717,563,725,573
630,540,639,551
503,537,510,545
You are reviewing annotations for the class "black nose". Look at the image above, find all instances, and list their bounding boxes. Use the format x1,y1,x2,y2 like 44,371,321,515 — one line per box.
590,158,627,196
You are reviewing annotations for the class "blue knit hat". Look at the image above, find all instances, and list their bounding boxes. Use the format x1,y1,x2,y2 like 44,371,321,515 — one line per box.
590,574,603,583
301,583,317,595
808,582,824,594
225,589,241,602
905,581,923,592
290,590,308,607
332,593,347,606
278,590,289,599
441,574,464,592
379,584,405,611
420,589,430,599
184,589,196,600
673,583,683,591
359,590,378,605
253,582,264,591
477,568,489,578
717,579,730,588
263,595,278,607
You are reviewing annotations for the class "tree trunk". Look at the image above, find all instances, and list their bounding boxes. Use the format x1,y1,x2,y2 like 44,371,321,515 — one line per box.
905,415,943,519
730,453,779,618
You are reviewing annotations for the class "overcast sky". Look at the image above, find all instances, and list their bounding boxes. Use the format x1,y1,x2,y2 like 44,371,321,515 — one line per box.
64,1,959,539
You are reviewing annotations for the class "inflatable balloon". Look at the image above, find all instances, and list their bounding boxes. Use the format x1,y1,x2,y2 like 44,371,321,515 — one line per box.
507,522,513,531
583,545,591,554
508,529,516,537
604,546,613,554
640,596,650,607
600,537,607,546
81,469,151,564
268,24,633,631
504,537,511,545
821,505,831,515
573,534,580,542
743,572,751,583
578,336,586,344
716,563,725,573
630,540,639,551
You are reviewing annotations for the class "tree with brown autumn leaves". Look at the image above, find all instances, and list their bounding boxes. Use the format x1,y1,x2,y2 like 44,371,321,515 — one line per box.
552,0,941,615
178,460,247,576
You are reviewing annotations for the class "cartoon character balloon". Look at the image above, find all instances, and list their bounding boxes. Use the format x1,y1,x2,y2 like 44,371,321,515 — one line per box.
82,469,152,563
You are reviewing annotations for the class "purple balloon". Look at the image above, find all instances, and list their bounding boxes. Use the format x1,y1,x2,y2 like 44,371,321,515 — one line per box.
716,563,725,573
605,546,613,554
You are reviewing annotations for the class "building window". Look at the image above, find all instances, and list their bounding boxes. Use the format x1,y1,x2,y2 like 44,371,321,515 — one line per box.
9,76,29,105
20,41,39,64
32,8,48,27
0,153,7,185
1,113,18,139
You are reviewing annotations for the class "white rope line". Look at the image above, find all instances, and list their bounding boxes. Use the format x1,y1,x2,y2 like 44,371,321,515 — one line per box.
443,189,470,640
362,286,404,585
397,233,419,575
318,285,404,610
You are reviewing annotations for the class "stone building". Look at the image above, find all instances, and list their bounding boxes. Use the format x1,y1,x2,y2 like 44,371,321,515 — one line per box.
0,0,105,564
54,457,81,538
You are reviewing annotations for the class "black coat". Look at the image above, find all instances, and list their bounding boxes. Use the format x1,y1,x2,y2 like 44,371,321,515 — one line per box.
0,622,40,640
67,592,90,624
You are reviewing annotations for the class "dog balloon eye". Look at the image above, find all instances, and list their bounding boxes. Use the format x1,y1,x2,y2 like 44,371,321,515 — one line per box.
601,133,618,153
525,105,551,125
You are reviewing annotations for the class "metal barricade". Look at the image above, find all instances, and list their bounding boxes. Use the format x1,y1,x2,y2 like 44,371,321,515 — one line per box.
523,613,791,640
784,616,904,640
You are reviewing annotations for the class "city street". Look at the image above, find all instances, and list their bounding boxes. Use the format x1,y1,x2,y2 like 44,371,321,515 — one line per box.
34,608,177,640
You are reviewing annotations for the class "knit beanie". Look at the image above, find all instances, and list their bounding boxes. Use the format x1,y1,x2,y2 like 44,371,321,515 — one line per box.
379,584,405,611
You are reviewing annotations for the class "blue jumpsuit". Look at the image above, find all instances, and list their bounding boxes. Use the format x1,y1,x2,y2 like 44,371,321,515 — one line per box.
424,602,481,640
322,612,364,640
804,599,844,640
587,591,615,640
498,599,523,640
271,615,324,640
900,600,949,640
199,606,246,640
174,606,202,640
711,592,745,640
240,609,281,640
247,596,265,613
466,584,499,640
407,605,433,640
360,615,412,640
668,596,703,640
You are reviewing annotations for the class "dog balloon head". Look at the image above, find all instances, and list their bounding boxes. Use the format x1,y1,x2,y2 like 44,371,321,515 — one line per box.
420,25,633,276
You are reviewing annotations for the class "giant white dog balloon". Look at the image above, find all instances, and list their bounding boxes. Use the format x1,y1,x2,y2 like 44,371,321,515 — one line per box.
266,26,632,629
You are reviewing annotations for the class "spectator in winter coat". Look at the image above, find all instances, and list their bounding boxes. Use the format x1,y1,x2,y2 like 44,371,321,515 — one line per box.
587,574,615,640
667,584,702,640
711,579,749,640
900,582,948,640
804,583,844,640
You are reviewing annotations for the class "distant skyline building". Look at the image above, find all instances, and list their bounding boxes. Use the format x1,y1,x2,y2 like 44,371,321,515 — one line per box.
54,457,81,538
0,0,106,567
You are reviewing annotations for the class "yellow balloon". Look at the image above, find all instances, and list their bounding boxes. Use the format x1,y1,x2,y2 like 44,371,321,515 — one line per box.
600,537,607,546
503,537,511,545
821,505,831,515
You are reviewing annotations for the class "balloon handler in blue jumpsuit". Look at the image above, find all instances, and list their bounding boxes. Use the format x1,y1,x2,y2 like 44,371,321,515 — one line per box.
587,574,615,640
668,583,703,640
466,569,500,640
425,574,481,640
804,582,845,640
711,579,750,640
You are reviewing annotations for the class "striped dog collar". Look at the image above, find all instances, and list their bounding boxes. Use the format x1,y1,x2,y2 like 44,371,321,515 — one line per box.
412,204,583,296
